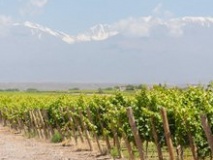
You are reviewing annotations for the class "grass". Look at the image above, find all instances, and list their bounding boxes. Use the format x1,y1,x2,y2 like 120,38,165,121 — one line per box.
51,130,63,143
106,141,194,160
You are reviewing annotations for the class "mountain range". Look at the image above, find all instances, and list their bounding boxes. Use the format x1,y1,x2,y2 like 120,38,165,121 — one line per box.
0,16,213,84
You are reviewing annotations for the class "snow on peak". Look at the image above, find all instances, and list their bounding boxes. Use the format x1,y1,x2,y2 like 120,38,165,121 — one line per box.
113,16,213,38
11,16,213,43
78,24,118,41
24,21,61,37
181,17,213,26
16,21,118,44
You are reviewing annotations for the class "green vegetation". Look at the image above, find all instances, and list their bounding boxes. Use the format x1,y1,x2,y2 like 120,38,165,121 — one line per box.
69,87,80,91
51,130,63,143
0,83,213,159
26,88,39,92
125,84,135,91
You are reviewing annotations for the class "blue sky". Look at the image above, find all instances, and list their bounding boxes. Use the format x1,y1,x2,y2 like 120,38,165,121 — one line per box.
0,0,213,84
1,0,213,33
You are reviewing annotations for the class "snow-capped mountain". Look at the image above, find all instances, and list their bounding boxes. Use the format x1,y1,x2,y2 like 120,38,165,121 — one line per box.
10,16,213,44
1,16,213,84
13,21,118,44
181,17,213,26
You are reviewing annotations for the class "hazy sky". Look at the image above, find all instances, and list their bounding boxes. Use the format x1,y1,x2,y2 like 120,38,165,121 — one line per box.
1,0,213,33
0,1,213,84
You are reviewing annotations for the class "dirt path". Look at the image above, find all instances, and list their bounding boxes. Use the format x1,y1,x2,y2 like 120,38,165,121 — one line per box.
0,125,111,160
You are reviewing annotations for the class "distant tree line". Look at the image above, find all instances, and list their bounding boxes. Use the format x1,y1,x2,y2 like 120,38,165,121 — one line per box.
0,88,20,92
0,88,40,92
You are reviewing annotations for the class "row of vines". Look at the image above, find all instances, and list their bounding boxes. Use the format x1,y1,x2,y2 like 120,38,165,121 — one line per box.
0,84,213,159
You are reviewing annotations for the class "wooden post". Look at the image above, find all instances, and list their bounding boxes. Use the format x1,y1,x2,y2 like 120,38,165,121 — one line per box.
70,117,78,144
160,108,175,160
187,129,198,160
17,118,24,133
84,127,94,151
123,133,135,160
66,107,78,144
36,109,46,139
29,110,39,138
41,109,54,139
77,125,85,143
200,114,213,155
34,110,45,139
105,134,111,151
2,108,7,126
23,112,32,135
127,107,145,160
87,108,103,154
151,117,164,160
71,108,84,143
79,111,94,151
112,128,123,158
0,111,2,123
69,116,78,144
97,109,111,151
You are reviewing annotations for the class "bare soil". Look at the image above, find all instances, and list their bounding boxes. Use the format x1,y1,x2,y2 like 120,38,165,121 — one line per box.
0,125,111,160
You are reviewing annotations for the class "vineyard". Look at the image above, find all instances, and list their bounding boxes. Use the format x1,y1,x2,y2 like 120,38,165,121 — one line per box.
0,84,213,160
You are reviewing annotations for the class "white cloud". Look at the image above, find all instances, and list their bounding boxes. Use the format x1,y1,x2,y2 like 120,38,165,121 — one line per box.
19,0,49,16
167,21,183,37
112,16,213,38
15,16,213,45
152,3,162,15
0,15,12,25
30,0,48,8
113,16,164,37
113,16,163,37
152,3,174,18
5,15,213,44
0,15,12,36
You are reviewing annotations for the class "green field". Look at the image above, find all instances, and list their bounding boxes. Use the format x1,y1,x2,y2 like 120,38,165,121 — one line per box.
0,83,213,159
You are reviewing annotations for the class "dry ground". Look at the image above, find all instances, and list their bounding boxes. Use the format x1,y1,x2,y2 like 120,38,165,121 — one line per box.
0,124,112,160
